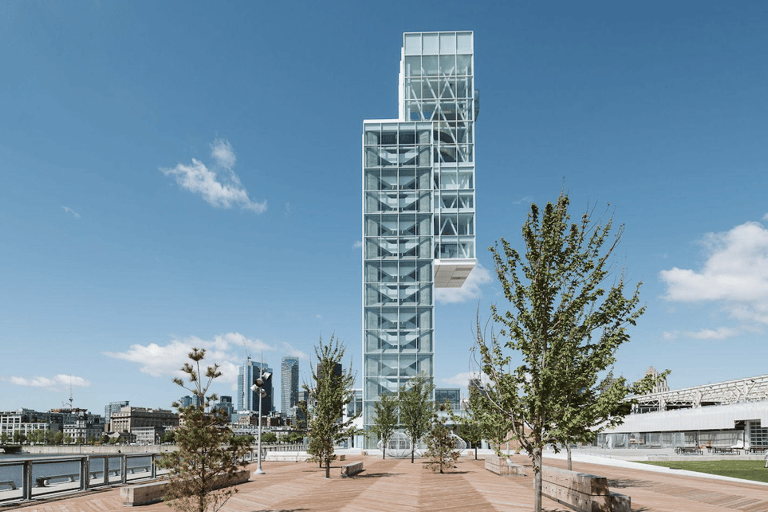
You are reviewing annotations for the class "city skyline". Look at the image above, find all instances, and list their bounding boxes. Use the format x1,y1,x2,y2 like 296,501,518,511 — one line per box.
2,1,768,413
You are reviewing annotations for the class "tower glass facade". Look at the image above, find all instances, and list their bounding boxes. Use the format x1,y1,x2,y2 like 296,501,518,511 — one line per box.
362,31,477,442
281,357,299,418
237,357,273,414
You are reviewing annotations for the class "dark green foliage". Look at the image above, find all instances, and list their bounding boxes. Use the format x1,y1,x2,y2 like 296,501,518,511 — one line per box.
260,432,277,444
370,392,399,459
157,348,249,512
476,192,649,512
303,335,359,478
399,374,434,463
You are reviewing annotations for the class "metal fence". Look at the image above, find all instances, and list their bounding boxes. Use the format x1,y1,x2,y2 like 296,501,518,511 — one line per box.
0,453,161,502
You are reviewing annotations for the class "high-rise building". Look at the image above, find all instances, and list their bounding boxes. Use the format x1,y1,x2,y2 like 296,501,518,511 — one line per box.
237,357,273,414
281,357,300,418
104,401,129,424
362,31,477,442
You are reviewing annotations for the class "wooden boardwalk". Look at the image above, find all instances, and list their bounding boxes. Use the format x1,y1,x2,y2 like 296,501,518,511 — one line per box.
5,454,768,512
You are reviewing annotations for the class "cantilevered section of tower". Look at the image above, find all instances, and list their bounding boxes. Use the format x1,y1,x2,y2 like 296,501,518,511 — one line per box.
362,31,477,444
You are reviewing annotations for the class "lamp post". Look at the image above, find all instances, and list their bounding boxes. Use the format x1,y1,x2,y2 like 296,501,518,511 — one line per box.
250,370,271,475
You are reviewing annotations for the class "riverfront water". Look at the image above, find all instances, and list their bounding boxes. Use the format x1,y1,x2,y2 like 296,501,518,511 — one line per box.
0,453,155,490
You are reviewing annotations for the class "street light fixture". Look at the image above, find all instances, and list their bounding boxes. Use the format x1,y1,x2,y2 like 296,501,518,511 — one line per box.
250,369,272,475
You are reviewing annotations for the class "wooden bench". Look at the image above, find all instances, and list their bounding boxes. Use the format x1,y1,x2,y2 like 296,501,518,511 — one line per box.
340,461,363,478
485,455,525,476
541,466,630,512
120,469,249,506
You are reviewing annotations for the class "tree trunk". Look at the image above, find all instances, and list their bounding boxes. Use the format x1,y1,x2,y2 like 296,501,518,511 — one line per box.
411,445,415,463
533,446,543,512
474,445,477,460
383,446,386,459
325,459,330,479
566,444,572,471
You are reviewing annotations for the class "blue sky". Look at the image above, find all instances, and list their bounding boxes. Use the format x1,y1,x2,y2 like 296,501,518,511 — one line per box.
2,1,767,414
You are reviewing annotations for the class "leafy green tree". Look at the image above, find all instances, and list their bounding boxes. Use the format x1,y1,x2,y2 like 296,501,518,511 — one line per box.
261,432,277,444
369,392,399,459
476,192,649,512
0,432,8,444
303,335,359,479
399,374,434,463
423,408,460,473
162,429,177,444
157,348,249,512
54,431,64,445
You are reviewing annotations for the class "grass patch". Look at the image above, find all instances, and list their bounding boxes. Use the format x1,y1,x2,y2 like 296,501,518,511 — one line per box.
641,460,768,484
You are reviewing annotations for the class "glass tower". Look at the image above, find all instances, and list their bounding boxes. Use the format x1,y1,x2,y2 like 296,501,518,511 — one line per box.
281,357,299,418
362,31,477,442
237,357,273,414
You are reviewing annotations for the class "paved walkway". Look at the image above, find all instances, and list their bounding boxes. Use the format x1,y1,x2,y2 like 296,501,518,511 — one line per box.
5,454,768,512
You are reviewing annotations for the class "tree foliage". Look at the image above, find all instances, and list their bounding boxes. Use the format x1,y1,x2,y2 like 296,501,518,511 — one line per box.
157,348,249,512
369,392,399,459
303,335,359,478
476,192,649,512
424,407,460,473
399,373,434,463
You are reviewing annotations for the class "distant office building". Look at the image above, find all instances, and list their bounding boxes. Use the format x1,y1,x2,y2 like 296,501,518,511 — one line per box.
237,357,273,414
178,395,202,408
105,401,129,424
435,388,461,412
213,395,234,419
362,31,478,443
109,406,178,434
281,357,300,418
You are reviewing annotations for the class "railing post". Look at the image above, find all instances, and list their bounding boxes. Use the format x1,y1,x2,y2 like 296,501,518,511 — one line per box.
121,455,127,484
102,457,109,486
81,456,90,492
22,460,32,500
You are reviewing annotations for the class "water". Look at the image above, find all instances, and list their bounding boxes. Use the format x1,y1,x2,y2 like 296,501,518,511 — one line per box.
0,453,154,491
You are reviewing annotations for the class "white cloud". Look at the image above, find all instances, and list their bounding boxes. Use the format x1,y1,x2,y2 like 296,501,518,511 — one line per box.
353,240,363,249
103,332,274,386
662,327,740,342
435,263,493,304
442,371,488,387
3,374,90,390
62,206,80,218
160,139,266,213
280,342,309,360
660,219,768,324
513,196,533,205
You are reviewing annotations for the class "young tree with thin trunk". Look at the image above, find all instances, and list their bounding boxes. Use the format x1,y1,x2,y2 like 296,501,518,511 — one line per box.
423,407,460,473
399,373,434,463
303,335,359,479
370,392,398,459
476,192,648,512
157,348,249,512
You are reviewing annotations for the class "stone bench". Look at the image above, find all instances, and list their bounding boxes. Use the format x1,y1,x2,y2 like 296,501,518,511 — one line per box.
120,469,249,506
485,455,525,476
340,461,363,478
541,466,629,512
0,480,16,490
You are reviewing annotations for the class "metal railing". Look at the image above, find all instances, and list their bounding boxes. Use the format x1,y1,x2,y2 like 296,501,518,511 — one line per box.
0,453,161,502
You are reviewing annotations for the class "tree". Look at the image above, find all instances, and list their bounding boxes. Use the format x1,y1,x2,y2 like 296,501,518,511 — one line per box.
162,429,177,444
369,392,398,459
261,432,277,444
54,431,64,445
423,409,461,473
476,192,648,512
157,348,249,512
303,335,359,479
399,373,434,463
